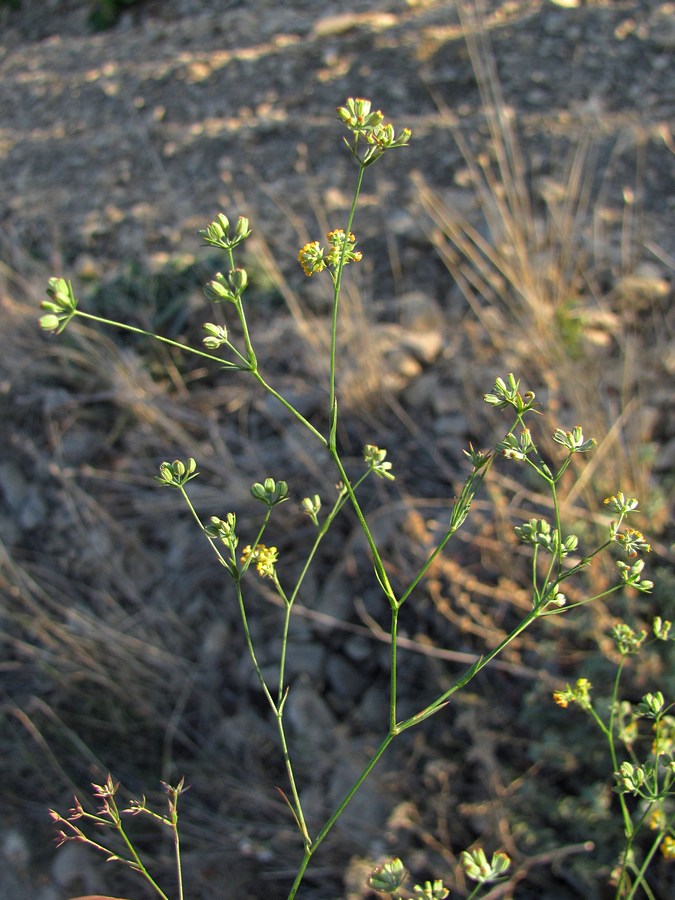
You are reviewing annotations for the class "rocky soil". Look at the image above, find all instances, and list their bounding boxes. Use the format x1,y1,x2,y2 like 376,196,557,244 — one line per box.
0,1,673,898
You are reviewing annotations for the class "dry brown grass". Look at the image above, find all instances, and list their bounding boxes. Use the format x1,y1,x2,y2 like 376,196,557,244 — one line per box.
0,5,672,897
414,1,671,526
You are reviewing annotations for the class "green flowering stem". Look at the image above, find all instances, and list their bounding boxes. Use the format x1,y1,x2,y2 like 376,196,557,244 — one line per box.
233,568,311,847
208,238,258,370
328,163,365,448
179,484,312,848
113,824,170,899
587,659,654,899
288,598,548,898
274,479,384,850
397,604,543,731
287,730,397,900
627,836,663,900
233,292,257,371
540,582,621,616
329,448,396,606
178,485,234,572
59,305,330,448
389,606,400,731
72,309,233,365
251,369,328,448
278,481,362,698
397,443,497,609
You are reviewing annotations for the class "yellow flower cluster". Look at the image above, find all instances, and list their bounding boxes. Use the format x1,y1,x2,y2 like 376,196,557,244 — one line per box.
552,678,592,710
241,544,278,579
297,230,362,277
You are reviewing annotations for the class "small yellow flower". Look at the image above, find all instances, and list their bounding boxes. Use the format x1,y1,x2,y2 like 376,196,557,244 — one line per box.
327,228,354,244
648,808,666,831
653,715,675,757
552,678,592,711
614,527,651,557
241,544,278,579
297,241,326,277
661,836,675,860
325,228,362,267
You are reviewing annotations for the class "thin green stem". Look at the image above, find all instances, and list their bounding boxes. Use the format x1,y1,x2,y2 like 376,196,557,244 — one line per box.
389,606,399,731
233,579,276,712
397,605,543,731
397,456,495,608
328,164,366,445
605,659,637,899
546,478,564,585
172,820,184,900
74,310,227,366
277,590,293,707
286,482,362,611
286,731,397,900
115,822,170,900
233,295,257,370
178,486,235,573
329,448,397,606
252,370,328,447
275,701,311,848
626,835,660,900
543,582,623,615
231,572,309,843
287,588,550,897
77,308,327,447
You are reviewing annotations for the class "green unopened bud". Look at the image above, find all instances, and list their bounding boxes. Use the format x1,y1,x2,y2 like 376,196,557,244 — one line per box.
41,277,78,333
612,622,647,656
155,457,198,488
200,213,251,250
367,857,406,892
301,494,321,526
204,513,238,550
228,267,248,293
235,216,251,239
637,692,664,718
45,277,76,310
615,761,646,795
562,534,579,555
204,273,236,303
653,617,672,640
461,848,511,884
515,518,555,551
413,880,449,899
251,478,289,506
364,444,395,480
484,373,536,414
40,313,61,331
202,322,229,349
215,213,230,233
199,214,230,246
553,425,596,453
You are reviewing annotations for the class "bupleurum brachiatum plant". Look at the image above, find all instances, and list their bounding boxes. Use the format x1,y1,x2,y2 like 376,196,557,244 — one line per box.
41,98,669,900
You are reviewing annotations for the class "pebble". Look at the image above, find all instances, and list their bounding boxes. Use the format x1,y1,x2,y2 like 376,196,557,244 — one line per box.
646,3,675,48
51,840,98,892
285,679,337,747
0,462,47,531
325,652,370,700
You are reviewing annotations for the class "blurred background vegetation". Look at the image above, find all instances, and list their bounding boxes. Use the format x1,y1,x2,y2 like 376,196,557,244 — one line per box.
0,1,673,897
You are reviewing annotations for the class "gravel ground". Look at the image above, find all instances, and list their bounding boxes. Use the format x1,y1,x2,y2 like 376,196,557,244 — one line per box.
0,1,673,897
